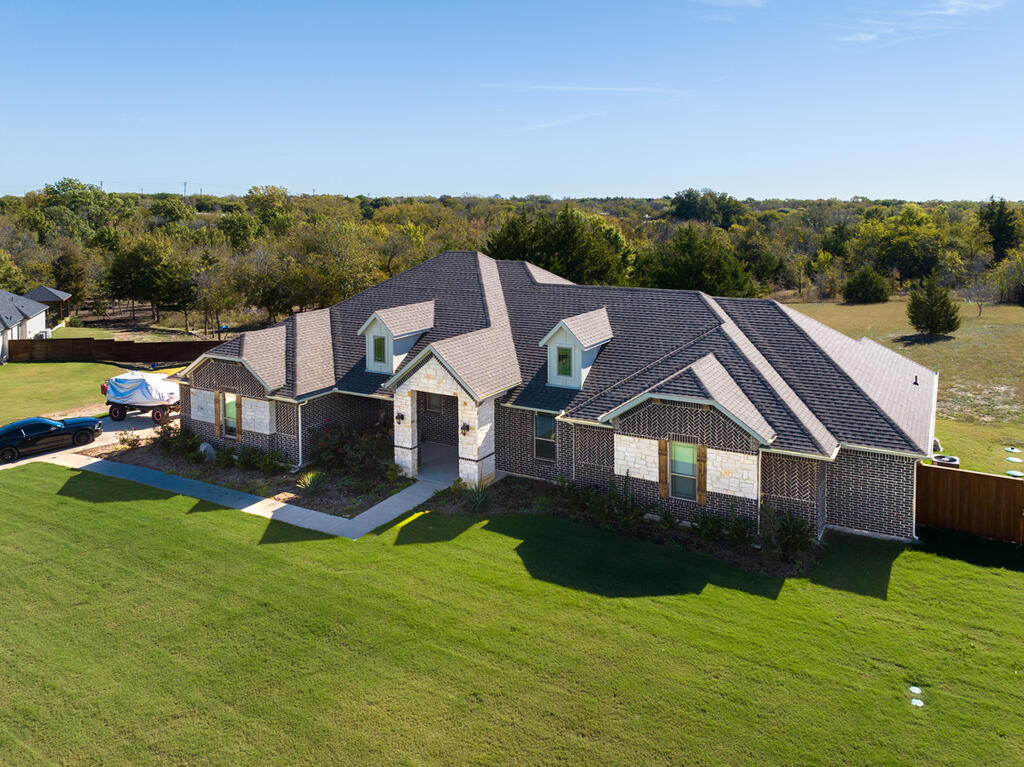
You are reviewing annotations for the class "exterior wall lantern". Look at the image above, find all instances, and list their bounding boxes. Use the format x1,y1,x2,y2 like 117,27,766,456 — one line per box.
460,421,470,436
395,412,405,423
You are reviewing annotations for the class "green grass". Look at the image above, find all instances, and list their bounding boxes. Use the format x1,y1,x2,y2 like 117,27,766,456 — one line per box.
790,299,1024,471
51,325,115,339
1,463,1022,766
0,361,124,422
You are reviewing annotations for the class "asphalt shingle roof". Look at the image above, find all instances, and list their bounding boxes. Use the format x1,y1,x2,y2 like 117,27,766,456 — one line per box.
23,285,71,302
190,251,937,457
0,290,47,332
368,300,435,338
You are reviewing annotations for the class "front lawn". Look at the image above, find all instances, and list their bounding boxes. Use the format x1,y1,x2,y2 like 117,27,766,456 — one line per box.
0,463,1022,765
0,360,124,422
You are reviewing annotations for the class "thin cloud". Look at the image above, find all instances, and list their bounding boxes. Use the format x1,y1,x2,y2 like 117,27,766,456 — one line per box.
516,112,604,132
837,0,1001,43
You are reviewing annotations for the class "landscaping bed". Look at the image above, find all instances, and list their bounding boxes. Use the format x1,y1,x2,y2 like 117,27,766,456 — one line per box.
418,475,821,578
80,425,413,518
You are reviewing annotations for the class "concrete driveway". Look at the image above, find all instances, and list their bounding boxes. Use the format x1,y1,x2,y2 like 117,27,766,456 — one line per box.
0,412,164,472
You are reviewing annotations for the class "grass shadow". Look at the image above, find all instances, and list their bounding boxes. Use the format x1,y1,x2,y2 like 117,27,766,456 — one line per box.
809,532,902,599
916,526,1024,572
57,468,179,504
482,514,783,599
393,512,480,545
893,333,955,346
187,499,222,514
258,519,335,545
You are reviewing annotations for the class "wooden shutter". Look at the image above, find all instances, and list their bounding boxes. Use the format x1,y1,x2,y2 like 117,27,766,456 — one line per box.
697,444,708,506
235,397,243,442
658,440,669,499
214,392,222,437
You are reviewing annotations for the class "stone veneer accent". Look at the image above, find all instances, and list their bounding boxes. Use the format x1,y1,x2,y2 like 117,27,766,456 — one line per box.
613,434,659,483
394,356,494,487
826,447,917,539
706,448,758,500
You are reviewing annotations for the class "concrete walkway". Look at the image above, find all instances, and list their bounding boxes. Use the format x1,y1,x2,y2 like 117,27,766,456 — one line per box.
37,451,453,540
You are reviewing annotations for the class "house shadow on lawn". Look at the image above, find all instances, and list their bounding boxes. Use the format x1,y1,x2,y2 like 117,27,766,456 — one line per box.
916,526,1024,572
395,512,784,600
809,532,902,600
258,519,335,545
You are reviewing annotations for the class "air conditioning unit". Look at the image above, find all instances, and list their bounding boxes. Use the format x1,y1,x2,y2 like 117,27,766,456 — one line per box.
35,328,52,339
932,454,960,469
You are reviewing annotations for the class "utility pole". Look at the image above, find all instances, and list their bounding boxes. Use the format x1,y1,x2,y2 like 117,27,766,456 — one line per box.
183,181,187,199
99,180,103,189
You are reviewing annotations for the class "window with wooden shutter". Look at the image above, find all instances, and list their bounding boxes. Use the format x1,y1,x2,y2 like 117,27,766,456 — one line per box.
658,440,669,499
696,444,708,506
214,391,222,436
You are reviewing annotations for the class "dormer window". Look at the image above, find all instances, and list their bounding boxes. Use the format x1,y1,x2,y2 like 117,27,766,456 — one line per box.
556,346,573,378
358,300,435,375
539,307,613,390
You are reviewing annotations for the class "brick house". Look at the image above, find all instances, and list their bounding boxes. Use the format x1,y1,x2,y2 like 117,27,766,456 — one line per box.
174,251,938,541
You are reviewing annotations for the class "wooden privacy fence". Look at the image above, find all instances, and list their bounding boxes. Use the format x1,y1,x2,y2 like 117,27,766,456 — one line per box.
8,337,221,364
916,463,1024,544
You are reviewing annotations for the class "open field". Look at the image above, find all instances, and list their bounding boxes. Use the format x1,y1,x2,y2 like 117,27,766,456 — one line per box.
51,325,115,339
0,362,184,423
0,462,1022,766
0,361,125,422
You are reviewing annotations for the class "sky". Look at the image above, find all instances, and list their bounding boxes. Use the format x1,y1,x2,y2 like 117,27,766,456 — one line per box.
1,0,1022,200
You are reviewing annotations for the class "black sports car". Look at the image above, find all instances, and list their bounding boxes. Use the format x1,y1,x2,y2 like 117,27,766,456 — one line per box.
0,417,103,463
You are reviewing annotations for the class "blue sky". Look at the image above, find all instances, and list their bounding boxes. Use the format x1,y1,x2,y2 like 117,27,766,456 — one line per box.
1,0,1021,200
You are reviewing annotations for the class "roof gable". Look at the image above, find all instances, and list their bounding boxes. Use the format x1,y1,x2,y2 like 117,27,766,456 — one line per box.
539,307,613,351
0,290,47,331
357,300,435,339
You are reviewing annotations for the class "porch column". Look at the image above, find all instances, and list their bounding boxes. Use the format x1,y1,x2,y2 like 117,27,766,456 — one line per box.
393,388,418,478
458,396,495,488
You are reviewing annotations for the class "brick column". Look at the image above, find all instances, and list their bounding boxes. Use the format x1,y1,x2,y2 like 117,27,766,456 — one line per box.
394,389,418,478
458,396,495,488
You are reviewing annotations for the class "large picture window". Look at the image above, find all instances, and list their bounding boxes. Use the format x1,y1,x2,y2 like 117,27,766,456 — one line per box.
669,442,697,501
534,412,556,461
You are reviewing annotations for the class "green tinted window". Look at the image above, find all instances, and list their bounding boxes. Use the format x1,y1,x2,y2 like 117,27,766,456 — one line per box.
670,442,696,500
557,346,573,377
373,336,386,363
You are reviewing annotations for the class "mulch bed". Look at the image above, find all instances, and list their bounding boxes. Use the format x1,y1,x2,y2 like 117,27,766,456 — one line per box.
418,476,820,578
79,438,412,518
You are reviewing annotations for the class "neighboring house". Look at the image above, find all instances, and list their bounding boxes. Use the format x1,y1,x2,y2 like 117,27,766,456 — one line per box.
0,290,48,361
23,285,72,324
175,251,938,541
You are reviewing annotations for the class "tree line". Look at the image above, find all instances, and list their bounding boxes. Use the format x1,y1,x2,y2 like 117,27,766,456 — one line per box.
0,180,1021,337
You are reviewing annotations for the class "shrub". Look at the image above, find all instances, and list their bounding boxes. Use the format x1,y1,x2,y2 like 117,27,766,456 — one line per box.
296,470,325,496
448,477,468,498
759,501,780,558
908,276,961,335
726,515,757,546
778,513,815,560
236,447,263,472
384,463,404,485
117,429,141,449
154,423,200,457
65,316,82,327
257,449,285,476
310,426,391,474
691,509,726,542
466,486,492,513
213,446,236,469
843,264,890,304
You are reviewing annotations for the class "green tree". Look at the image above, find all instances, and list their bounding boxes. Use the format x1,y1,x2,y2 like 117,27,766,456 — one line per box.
842,264,889,304
217,211,262,251
638,224,756,297
51,240,89,305
907,276,961,335
978,196,1023,262
150,196,196,224
0,248,25,293
671,189,746,229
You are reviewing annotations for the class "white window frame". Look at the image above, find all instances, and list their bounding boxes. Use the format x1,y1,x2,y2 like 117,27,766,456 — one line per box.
556,346,573,378
221,391,239,438
373,335,387,364
669,441,698,501
534,412,557,462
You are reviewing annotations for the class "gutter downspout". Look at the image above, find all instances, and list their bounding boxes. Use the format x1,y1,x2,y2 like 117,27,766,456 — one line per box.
297,401,304,467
